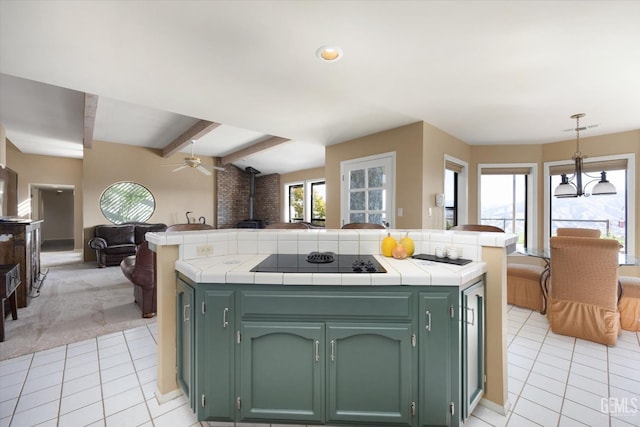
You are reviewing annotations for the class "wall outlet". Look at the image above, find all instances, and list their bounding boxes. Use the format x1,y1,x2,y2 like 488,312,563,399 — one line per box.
196,244,214,256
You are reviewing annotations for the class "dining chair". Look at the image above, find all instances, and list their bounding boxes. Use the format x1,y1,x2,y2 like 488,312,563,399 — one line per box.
548,236,621,345
264,222,310,229
341,223,385,229
450,224,504,232
556,228,601,238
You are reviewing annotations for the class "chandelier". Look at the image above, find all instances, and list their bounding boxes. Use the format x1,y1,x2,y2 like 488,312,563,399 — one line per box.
553,113,616,198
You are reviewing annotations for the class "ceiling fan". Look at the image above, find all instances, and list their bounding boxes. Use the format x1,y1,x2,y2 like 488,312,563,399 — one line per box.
166,140,225,176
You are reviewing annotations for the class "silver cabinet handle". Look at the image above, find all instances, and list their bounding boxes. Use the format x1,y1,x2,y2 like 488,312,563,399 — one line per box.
315,340,320,362
466,307,475,326
183,304,190,322
425,310,432,332
330,340,336,361
223,307,229,328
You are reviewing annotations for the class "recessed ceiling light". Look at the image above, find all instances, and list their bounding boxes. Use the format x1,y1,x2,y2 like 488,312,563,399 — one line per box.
316,46,343,62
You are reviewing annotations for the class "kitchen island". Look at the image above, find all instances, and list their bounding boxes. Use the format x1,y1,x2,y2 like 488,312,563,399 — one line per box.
147,228,517,426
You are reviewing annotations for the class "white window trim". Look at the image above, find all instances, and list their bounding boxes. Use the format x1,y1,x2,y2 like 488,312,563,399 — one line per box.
477,163,538,249
543,153,635,255
283,178,325,223
444,155,468,227
340,152,396,228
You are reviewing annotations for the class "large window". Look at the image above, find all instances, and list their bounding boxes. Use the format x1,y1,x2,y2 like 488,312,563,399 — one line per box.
444,156,468,229
478,164,536,248
285,179,326,226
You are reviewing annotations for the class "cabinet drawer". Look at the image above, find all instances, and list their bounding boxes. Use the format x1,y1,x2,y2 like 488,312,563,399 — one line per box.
240,290,413,319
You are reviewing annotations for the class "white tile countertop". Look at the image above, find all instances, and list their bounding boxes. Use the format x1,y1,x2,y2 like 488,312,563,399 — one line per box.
175,253,488,287
143,228,516,287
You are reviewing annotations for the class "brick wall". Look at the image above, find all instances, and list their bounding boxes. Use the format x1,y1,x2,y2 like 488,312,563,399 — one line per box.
216,164,280,228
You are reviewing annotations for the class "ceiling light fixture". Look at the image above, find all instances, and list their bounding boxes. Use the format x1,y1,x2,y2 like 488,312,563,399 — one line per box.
554,113,616,198
316,45,343,62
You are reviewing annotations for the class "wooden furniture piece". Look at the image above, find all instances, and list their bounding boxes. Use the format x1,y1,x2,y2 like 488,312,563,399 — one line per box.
341,222,385,229
264,222,310,229
548,236,621,345
0,263,20,342
0,219,42,308
166,223,214,232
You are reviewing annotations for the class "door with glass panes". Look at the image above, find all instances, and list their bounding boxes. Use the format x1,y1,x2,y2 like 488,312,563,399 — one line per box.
340,153,395,227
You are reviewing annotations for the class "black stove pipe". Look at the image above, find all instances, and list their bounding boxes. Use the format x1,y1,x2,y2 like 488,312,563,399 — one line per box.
245,166,261,220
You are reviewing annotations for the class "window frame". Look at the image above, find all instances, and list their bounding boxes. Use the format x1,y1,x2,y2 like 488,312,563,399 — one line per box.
283,178,326,224
543,153,635,255
444,155,468,228
477,163,538,249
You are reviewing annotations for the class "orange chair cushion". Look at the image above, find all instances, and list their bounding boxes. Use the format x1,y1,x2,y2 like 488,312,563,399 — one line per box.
507,264,545,312
619,276,640,332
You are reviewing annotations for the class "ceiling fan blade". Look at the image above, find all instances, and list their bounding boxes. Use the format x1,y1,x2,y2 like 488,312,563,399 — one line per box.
197,165,212,176
172,165,188,172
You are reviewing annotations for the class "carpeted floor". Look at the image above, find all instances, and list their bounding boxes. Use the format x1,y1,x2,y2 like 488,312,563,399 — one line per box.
0,262,155,361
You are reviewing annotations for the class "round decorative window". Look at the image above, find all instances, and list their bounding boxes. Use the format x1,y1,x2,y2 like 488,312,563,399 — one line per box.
99,182,155,224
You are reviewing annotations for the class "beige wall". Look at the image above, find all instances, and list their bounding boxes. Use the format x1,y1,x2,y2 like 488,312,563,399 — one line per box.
83,140,216,260
325,122,424,229
279,166,325,223
422,121,471,228
6,140,84,250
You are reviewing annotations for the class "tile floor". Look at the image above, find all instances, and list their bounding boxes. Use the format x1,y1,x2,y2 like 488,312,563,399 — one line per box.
0,306,638,427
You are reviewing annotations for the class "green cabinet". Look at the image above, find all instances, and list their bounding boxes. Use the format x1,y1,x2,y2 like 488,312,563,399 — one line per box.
176,276,485,427
238,321,324,423
327,323,414,426
176,278,195,410
196,289,235,421
461,281,485,421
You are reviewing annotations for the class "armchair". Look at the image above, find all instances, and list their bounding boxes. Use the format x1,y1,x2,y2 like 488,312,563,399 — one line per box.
548,236,621,345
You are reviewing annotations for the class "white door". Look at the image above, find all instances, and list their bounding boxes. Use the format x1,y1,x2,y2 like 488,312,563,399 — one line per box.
341,152,395,227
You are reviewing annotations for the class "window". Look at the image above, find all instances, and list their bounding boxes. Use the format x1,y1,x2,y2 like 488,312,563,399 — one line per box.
99,181,155,224
549,157,630,252
444,168,458,229
478,164,537,249
341,152,395,227
284,179,326,225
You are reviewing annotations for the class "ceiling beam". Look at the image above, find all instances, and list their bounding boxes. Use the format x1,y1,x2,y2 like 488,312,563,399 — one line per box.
161,120,221,158
83,93,98,148
220,136,292,165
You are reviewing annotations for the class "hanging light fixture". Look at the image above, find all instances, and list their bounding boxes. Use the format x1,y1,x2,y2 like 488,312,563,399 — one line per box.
553,113,617,198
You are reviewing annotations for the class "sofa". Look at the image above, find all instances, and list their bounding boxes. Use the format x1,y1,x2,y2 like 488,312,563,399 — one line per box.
88,222,167,267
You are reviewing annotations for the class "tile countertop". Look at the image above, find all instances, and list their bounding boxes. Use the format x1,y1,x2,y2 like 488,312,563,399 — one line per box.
175,253,487,287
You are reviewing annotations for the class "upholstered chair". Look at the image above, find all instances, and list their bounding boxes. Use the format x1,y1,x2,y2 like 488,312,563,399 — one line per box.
450,224,504,232
121,241,157,318
547,236,621,345
618,276,640,331
556,228,601,238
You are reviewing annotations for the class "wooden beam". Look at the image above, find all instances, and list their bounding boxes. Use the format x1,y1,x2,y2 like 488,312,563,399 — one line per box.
83,93,98,148
161,120,221,158
220,136,292,165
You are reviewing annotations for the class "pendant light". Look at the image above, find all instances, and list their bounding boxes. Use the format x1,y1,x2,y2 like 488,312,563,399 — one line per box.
553,113,616,198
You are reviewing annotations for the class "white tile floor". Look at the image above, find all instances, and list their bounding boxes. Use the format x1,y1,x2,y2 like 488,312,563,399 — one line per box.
1,306,638,427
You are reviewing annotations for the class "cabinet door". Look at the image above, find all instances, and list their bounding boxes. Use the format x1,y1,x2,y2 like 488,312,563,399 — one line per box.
462,281,485,420
419,290,458,427
197,289,235,421
176,279,195,410
239,322,325,423
327,323,414,427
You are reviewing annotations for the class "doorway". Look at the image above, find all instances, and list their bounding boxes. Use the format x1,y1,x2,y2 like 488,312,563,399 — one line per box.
31,184,75,252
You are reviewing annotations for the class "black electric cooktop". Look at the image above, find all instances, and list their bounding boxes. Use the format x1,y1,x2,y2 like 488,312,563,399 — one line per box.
250,252,386,273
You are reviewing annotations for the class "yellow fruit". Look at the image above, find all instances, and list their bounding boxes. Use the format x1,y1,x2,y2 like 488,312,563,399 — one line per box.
392,244,408,259
399,233,415,256
381,233,397,257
